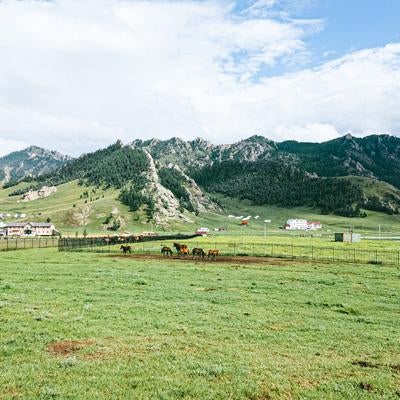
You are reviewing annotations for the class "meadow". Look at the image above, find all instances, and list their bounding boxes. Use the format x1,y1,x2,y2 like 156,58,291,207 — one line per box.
0,248,399,399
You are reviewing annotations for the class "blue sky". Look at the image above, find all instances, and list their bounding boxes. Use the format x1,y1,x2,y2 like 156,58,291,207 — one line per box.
0,0,399,156
235,0,400,75
300,0,400,60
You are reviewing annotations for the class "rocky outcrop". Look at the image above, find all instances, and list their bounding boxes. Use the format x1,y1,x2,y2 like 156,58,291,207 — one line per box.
140,150,193,226
67,204,92,227
21,186,57,201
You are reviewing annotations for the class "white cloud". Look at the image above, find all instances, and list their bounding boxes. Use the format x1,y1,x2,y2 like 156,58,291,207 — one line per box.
0,0,399,156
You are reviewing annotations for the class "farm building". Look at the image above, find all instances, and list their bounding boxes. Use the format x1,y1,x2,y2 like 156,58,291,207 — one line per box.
196,227,209,236
335,232,361,243
285,219,308,230
4,222,56,237
307,221,322,230
285,219,322,231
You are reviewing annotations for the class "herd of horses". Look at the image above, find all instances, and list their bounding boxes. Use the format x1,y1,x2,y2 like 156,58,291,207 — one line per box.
120,242,220,259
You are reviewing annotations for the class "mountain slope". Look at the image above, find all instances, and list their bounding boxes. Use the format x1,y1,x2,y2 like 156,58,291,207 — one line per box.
278,134,400,187
32,141,219,226
0,146,71,186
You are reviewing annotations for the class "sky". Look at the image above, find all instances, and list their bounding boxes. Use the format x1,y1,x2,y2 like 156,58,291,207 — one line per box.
0,0,400,156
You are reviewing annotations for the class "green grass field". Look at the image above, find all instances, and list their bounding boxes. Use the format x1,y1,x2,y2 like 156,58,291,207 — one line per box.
2,181,400,236
1,249,399,399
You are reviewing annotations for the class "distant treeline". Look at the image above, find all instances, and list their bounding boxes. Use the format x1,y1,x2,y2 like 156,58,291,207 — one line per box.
191,160,371,217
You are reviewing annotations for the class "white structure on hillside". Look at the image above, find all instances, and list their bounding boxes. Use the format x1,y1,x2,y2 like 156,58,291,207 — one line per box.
196,227,209,236
4,222,56,237
285,219,322,231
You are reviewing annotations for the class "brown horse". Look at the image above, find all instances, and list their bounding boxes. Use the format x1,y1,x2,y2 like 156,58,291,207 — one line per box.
192,248,205,259
173,242,189,256
120,245,132,255
208,249,219,260
179,247,190,257
161,246,173,257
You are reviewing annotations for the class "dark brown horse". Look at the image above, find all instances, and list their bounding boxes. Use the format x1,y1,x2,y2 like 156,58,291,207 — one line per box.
120,245,132,255
192,248,205,259
161,246,173,257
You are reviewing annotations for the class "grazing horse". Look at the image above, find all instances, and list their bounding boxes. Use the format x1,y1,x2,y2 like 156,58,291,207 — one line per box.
161,246,173,257
173,242,189,256
179,247,190,257
208,249,219,260
120,245,132,255
192,248,205,259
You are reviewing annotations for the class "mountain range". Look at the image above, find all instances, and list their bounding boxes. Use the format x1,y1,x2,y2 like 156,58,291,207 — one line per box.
2,134,400,224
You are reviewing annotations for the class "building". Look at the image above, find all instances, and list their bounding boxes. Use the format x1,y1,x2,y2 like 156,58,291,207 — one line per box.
4,222,56,237
285,219,322,231
307,221,322,230
285,219,308,230
196,227,209,236
335,232,361,243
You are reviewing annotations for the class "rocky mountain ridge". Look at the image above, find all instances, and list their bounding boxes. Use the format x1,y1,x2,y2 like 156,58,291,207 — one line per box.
0,146,71,185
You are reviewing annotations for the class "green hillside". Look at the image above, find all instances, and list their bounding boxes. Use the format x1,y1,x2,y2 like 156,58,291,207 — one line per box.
2,181,400,236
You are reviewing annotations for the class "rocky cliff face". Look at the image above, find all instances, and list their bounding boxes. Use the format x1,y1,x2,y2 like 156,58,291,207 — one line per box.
139,150,219,226
0,146,71,185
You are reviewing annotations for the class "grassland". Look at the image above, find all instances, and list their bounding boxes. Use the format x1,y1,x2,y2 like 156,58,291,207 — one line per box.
0,248,399,399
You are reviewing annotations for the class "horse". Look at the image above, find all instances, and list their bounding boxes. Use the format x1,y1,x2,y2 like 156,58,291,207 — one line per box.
120,245,132,255
192,248,205,259
179,247,190,257
208,249,219,260
161,246,173,257
173,242,189,256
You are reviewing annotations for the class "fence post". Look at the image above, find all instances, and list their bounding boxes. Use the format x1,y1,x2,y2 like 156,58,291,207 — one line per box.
311,246,314,260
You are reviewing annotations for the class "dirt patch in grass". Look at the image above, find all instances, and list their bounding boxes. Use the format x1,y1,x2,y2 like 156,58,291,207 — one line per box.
390,364,400,373
359,382,374,392
352,360,380,369
108,254,306,266
352,360,400,374
47,340,95,357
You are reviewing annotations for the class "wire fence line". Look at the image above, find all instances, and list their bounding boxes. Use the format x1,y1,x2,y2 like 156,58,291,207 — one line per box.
0,237,59,252
59,239,400,266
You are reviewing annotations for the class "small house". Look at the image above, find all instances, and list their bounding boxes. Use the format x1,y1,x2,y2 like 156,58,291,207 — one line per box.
196,227,209,236
335,233,361,243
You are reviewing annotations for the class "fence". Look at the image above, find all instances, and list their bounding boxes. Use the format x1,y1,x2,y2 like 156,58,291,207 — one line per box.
0,236,59,252
58,238,400,266
58,234,201,252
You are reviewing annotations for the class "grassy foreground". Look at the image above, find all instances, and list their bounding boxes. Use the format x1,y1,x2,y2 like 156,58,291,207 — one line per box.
0,249,399,399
